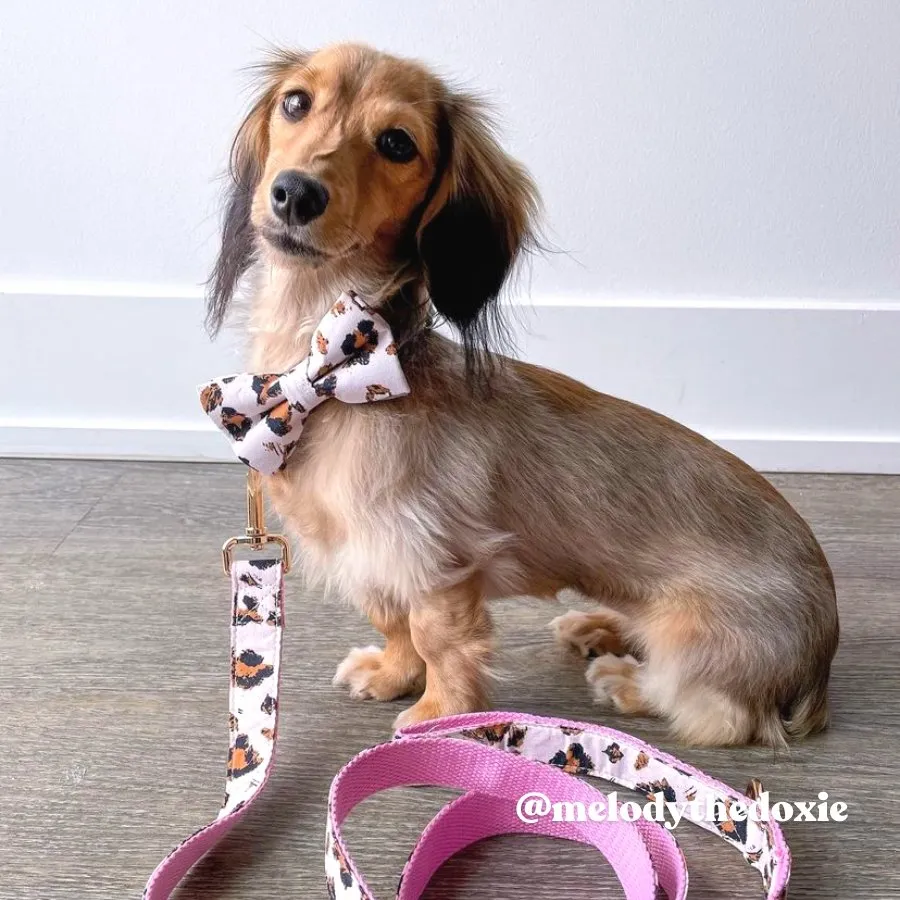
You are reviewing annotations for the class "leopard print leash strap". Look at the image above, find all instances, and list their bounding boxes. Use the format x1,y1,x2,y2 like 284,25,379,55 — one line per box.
143,561,791,899
142,554,285,900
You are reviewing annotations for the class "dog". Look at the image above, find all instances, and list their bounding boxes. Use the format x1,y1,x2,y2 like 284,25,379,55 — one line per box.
206,42,838,746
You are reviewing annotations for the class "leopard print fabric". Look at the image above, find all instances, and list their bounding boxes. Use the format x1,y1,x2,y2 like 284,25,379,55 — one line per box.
142,557,284,900
221,558,283,815
451,719,788,898
198,292,410,476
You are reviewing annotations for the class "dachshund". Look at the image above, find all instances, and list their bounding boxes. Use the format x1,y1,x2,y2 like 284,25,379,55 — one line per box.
206,42,838,746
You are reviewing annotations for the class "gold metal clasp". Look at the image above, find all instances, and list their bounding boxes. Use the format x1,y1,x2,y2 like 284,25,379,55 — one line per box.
222,470,292,576
245,468,267,546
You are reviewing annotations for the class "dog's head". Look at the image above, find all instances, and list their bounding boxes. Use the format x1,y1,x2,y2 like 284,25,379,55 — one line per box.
208,43,539,366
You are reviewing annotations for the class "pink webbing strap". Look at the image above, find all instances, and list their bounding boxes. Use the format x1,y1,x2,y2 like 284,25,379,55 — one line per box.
327,737,679,900
396,792,669,900
144,560,790,899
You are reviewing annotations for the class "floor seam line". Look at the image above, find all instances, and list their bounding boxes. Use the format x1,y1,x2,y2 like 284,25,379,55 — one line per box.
47,468,130,558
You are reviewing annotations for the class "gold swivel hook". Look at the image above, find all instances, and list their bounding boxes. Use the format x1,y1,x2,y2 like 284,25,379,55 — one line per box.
222,470,292,576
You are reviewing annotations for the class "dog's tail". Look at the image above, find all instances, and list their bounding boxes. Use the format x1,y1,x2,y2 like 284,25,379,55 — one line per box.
755,668,832,748
756,549,838,748
781,669,833,738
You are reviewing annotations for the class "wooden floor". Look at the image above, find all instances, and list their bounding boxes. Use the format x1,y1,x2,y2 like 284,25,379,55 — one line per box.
2,460,899,899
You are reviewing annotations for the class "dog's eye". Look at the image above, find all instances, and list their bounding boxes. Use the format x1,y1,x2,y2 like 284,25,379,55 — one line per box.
376,129,418,163
282,91,312,122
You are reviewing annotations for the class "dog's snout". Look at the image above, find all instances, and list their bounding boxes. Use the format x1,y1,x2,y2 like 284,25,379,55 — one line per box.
270,171,329,226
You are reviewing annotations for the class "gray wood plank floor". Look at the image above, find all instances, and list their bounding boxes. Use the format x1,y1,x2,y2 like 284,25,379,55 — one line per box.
2,460,898,899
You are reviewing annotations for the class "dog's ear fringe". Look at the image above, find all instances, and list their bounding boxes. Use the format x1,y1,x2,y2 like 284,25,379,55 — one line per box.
205,48,311,336
418,91,543,386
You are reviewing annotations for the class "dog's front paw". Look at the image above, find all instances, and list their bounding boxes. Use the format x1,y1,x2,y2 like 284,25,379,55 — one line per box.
392,694,488,731
333,646,424,701
392,696,447,730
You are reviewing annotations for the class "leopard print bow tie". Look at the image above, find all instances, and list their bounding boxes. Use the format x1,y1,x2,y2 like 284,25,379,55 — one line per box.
198,292,410,475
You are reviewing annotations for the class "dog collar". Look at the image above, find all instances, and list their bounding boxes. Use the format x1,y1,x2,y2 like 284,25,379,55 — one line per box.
198,292,410,475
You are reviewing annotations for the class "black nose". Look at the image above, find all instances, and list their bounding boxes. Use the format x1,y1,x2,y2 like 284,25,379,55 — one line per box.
270,171,329,226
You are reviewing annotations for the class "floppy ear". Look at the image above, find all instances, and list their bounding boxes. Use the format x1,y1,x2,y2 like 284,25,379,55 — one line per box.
206,50,309,334
417,94,540,361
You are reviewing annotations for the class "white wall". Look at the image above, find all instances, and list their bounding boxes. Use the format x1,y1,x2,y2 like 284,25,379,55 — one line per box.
1,1,899,471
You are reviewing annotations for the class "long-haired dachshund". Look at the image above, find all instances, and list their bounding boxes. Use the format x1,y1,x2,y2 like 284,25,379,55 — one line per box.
207,43,838,746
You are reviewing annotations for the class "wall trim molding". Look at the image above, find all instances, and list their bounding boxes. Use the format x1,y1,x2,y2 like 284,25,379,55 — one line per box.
1,420,899,473
0,420,230,464
0,277,206,299
525,295,900,312
2,286,898,474
2,277,899,311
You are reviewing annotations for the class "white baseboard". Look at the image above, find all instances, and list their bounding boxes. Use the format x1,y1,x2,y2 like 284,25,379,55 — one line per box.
2,282,899,473
707,436,900,475
3,424,899,475
0,421,231,464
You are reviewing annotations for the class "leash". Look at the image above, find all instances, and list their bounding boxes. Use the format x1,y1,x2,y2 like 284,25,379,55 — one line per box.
142,472,791,899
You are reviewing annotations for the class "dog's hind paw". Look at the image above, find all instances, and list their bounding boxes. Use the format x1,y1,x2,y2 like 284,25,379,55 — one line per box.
551,609,630,658
586,653,649,715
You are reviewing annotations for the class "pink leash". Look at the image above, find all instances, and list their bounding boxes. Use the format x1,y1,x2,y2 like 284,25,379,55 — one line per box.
143,545,790,899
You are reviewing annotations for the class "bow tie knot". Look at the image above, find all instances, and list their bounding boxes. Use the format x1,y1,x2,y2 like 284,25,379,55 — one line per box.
199,293,410,474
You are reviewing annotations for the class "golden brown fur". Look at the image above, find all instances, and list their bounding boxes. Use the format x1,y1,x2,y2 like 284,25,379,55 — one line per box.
208,42,838,745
